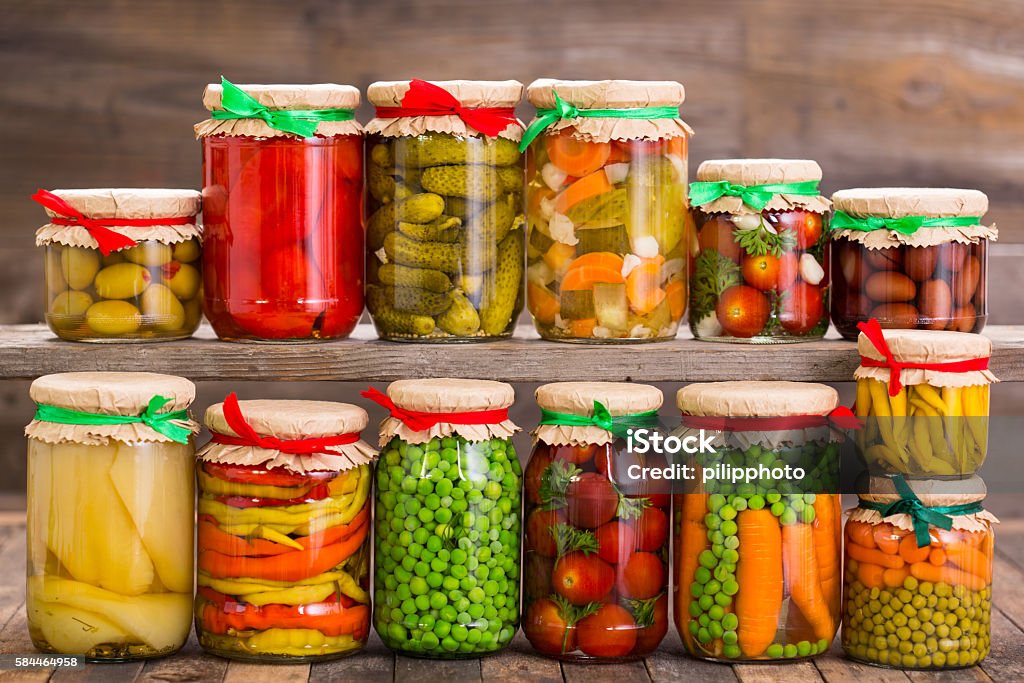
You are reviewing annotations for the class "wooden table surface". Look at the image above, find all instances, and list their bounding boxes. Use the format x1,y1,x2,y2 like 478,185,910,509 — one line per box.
1,511,1022,683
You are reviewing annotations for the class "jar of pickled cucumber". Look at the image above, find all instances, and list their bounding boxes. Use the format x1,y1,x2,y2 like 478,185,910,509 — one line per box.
25,372,198,660
33,188,203,342
854,320,997,476
195,394,377,662
673,381,845,662
523,382,669,661
522,79,693,342
363,80,525,341
843,475,998,670
688,160,831,342
830,188,995,339
363,379,522,657
196,78,365,341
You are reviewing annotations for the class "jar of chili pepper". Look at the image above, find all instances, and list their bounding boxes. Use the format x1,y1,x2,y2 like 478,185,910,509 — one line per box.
362,379,522,657
523,381,670,661
843,475,998,669
363,80,526,341
688,159,831,342
196,78,364,341
522,80,693,342
195,394,377,661
33,188,203,342
26,372,198,660
830,188,995,339
673,381,846,662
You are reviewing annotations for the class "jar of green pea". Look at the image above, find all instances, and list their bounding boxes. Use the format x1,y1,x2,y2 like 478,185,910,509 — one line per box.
363,379,522,658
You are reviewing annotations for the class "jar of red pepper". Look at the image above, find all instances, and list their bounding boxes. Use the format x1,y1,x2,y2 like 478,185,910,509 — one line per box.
196,78,364,341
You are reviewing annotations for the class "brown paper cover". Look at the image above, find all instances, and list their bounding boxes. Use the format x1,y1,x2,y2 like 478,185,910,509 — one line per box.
693,159,831,215
377,379,519,446
855,329,998,388
365,80,524,141
851,475,999,533
195,83,362,139
25,371,198,446
534,381,662,447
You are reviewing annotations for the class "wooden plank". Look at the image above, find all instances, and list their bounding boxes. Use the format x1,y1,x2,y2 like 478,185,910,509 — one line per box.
980,607,1024,682
50,662,144,682
734,661,823,683
222,661,311,683
562,660,650,683
478,633,561,683
394,654,481,683
0,602,54,683
905,667,992,682
136,635,230,682
309,632,393,683
812,636,910,682
644,629,738,683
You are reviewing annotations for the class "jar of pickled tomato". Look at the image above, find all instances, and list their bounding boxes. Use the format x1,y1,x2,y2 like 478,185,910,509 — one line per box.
196,78,364,341
522,79,693,342
33,188,203,342
26,372,198,660
830,188,995,339
195,394,377,662
688,159,831,342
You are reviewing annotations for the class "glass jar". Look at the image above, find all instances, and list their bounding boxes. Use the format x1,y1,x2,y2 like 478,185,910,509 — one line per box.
197,81,364,342
523,382,669,661
523,79,692,342
854,323,995,477
673,382,843,662
830,188,995,339
842,477,996,669
33,189,203,342
25,372,197,660
194,396,376,662
365,379,522,656
363,80,526,341
688,160,830,342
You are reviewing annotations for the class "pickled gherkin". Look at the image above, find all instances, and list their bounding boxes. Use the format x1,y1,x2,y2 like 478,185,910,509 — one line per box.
377,264,453,293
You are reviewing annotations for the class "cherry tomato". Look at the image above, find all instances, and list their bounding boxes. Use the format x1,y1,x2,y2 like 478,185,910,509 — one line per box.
552,443,597,465
525,598,574,655
741,253,780,291
716,285,770,338
628,491,670,510
577,604,638,658
777,251,799,290
771,210,823,250
566,473,619,529
780,281,825,335
553,551,615,605
632,593,669,655
525,447,555,506
526,508,564,558
594,521,636,565
864,248,903,271
617,552,665,600
634,507,669,551
593,443,615,476
698,215,741,262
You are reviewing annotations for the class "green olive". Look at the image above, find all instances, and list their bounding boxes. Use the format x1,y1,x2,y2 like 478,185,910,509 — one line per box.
94,263,151,299
60,247,101,290
122,242,173,267
161,262,200,299
183,297,202,329
140,283,185,331
45,249,66,296
172,239,200,263
86,300,141,335
49,291,93,329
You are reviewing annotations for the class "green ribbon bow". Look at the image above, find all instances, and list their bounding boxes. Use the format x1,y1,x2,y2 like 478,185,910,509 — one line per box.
858,475,984,548
688,179,822,212
211,77,355,138
519,90,680,152
34,395,192,444
830,210,981,236
539,400,660,440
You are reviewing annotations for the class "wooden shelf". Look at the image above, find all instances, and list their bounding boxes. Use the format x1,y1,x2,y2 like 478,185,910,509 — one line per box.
1,323,1022,383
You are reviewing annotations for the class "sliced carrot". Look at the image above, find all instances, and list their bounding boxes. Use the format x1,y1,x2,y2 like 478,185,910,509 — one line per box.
545,131,611,177
568,318,597,337
856,562,885,589
898,535,931,564
910,561,986,591
945,543,992,582
542,242,576,273
667,136,688,160
872,524,902,555
846,521,877,549
566,252,625,274
665,279,687,320
527,281,560,325
560,265,624,292
625,261,665,314
554,170,613,213
606,142,631,164
847,542,905,569
882,566,910,588
929,547,947,566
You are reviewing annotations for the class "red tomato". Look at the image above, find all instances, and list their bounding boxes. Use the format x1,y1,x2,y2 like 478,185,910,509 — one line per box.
741,253,780,291
716,285,770,338
777,251,799,290
634,507,669,551
553,552,615,605
698,215,741,262
577,604,638,658
526,508,564,558
566,473,619,529
525,448,555,506
594,521,636,565
780,281,825,335
617,552,665,599
771,210,823,250
552,443,597,465
524,598,574,655
632,593,669,655
525,554,555,601
593,444,614,476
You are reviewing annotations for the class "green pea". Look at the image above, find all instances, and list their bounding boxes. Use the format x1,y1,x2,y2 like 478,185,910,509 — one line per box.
720,520,738,537
766,643,784,658
748,495,766,510
783,644,798,658
770,501,786,517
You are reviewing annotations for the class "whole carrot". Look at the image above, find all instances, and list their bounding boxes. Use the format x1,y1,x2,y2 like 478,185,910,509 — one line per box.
909,561,986,591
812,496,841,615
736,509,783,657
782,522,835,642
847,542,905,569
674,493,707,652
945,542,992,583
845,521,876,549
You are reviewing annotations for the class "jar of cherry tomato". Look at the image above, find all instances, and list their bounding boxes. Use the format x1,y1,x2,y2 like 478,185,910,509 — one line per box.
196,78,364,341
843,475,997,670
688,160,831,342
830,188,995,339
195,394,377,661
522,80,693,342
523,382,670,661
674,381,844,662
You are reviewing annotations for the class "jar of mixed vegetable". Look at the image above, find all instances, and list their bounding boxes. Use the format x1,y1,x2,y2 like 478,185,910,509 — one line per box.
522,79,693,342
843,475,997,669
197,78,365,341
688,160,831,342
33,188,203,341
854,320,997,477
26,372,198,660
830,188,995,339
523,382,670,661
363,379,522,656
364,80,526,341
674,381,845,662
195,395,377,662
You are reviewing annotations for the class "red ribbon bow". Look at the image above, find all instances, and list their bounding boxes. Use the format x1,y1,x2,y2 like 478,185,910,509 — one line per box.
374,79,519,138
31,189,194,256
681,406,861,432
361,387,509,432
209,392,360,456
857,318,990,397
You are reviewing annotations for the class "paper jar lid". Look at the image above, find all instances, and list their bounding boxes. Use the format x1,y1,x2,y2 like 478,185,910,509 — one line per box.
387,378,515,412
196,82,362,139
860,474,987,507
693,159,830,215
855,328,997,388
676,380,838,417
536,381,662,415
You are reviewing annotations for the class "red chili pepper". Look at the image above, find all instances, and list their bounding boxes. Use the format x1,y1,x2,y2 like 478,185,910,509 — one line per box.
203,461,338,488
199,594,368,638
198,505,371,558
214,483,332,509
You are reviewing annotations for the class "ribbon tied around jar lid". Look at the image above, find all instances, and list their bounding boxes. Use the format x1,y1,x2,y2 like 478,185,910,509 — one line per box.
538,400,660,439
34,394,193,444
360,386,511,433
688,179,822,212
831,210,982,236
210,77,356,138
859,474,984,548
372,79,519,138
